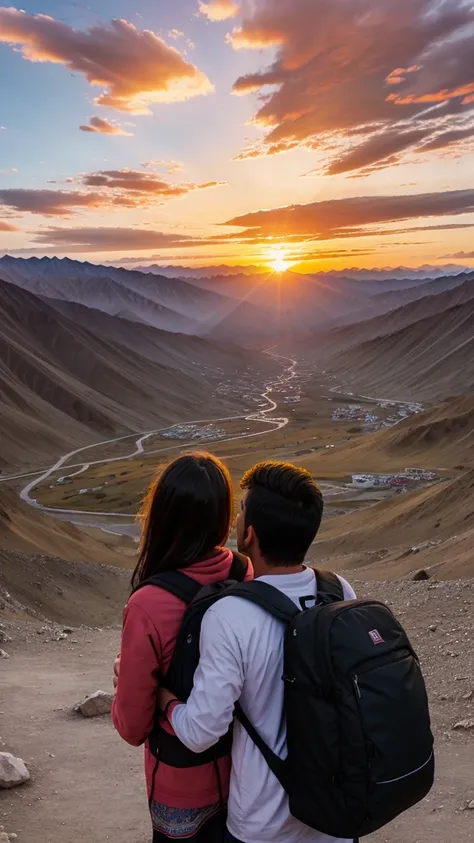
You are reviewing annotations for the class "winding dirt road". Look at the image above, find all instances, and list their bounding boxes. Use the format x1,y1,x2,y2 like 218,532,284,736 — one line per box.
9,351,298,529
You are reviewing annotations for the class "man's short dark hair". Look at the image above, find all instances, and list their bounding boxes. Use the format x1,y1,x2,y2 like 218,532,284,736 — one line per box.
240,461,324,566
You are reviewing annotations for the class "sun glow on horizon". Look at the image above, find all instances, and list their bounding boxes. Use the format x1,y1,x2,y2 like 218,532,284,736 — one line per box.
268,247,294,273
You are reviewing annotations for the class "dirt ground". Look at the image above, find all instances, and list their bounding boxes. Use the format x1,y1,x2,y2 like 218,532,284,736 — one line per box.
1,578,473,843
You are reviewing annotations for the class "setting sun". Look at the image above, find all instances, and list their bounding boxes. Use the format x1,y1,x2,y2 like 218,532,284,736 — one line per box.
269,248,294,273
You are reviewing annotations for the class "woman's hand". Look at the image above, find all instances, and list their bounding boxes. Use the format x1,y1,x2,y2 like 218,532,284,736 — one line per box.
113,654,121,693
157,686,178,713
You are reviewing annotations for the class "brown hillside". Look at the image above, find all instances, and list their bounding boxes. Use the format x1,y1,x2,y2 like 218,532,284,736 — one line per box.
328,297,474,401
0,487,135,568
316,470,474,578
0,279,269,470
379,394,474,458
298,276,474,361
335,394,474,470
0,547,129,625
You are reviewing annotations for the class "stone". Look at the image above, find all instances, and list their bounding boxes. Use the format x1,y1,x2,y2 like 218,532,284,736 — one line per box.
428,624,437,632
0,650,10,660
467,800,474,810
74,690,113,718
452,719,474,731
412,569,430,581
0,833,10,842
0,752,30,789
462,690,473,700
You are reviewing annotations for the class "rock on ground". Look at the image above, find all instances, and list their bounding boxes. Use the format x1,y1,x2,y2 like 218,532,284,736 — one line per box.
453,718,474,730
74,690,113,718
0,753,30,789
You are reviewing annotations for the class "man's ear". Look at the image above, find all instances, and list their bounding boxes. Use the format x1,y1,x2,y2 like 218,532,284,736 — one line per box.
243,524,254,551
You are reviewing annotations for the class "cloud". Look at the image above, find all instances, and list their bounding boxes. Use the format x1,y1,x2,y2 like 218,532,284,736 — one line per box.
441,250,474,259
79,116,133,136
0,188,104,216
199,1,238,21
76,168,228,207
222,189,474,241
223,0,474,172
0,221,19,232
327,128,432,175
31,226,195,252
0,171,227,217
417,125,474,153
141,160,182,173
0,7,213,114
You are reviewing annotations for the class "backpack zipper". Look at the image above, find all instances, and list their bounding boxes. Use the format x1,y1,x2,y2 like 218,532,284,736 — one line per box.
353,675,362,699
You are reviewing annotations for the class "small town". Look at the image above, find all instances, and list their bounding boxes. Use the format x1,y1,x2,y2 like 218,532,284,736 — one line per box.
160,423,227,441
332,400,424,429
350,468,438,489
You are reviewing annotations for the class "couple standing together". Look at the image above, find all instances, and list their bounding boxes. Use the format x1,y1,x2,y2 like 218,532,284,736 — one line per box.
112,452,355,843
112,452,434,843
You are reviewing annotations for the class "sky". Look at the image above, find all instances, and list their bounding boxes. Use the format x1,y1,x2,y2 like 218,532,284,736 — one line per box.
1,0,474,270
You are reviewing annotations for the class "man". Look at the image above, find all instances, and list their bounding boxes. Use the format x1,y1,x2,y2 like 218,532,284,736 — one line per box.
159,461,356,843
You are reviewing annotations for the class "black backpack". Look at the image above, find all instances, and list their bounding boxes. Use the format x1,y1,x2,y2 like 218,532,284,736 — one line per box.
227,570,434,840
134,552,248,769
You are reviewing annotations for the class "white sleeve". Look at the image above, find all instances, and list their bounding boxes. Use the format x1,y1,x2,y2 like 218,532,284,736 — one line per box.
171,603,244,753
337,574,357,601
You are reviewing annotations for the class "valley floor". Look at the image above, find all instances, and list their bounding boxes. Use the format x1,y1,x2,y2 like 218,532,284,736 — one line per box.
1,578,473,843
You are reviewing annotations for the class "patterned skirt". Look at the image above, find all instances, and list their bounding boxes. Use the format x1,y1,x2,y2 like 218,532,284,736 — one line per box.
151,801,224,839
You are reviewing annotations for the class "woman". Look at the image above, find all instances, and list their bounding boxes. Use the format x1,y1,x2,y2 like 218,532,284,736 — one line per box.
112,452,252,842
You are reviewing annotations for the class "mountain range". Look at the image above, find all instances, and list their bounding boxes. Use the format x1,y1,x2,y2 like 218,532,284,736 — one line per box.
1,254,474,471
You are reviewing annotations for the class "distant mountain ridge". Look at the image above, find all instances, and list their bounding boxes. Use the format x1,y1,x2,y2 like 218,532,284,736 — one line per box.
0,266,279,470
1,254,474,472
126,262,468,281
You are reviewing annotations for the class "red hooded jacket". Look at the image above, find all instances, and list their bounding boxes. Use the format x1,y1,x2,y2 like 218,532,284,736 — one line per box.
112,549,253,808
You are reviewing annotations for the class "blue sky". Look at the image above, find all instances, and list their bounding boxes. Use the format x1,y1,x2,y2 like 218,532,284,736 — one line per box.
1,0,474,268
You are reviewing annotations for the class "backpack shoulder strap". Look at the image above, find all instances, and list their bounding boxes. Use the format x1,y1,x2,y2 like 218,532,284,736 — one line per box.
235,702,287,789
229,551,249,582
223,581,299,623
135,571,202,604
314,568,345,604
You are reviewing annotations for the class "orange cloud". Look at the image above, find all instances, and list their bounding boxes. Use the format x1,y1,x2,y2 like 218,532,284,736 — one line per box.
0,221,20,232
224,0,474,173
327,128,432,175
418,125,474,153
387,83,474,106
199,1,238,21
222,189,474,241
79,116,133,135
0,170,227,217
32,226,195,252
0,189,104,216
77,169,228,206
385,66,421,86
0,7,214,114
141,160,182,173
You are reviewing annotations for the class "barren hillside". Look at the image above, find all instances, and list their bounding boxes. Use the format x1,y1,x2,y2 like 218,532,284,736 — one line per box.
317,469,474,554
328,297,474,401
0,278,274,470
0,487,135,568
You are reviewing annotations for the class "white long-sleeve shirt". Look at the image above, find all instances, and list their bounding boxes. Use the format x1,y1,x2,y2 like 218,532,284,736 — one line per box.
171,567,356,843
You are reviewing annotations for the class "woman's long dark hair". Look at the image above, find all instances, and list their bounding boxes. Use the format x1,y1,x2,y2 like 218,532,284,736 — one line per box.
131,451,233,589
